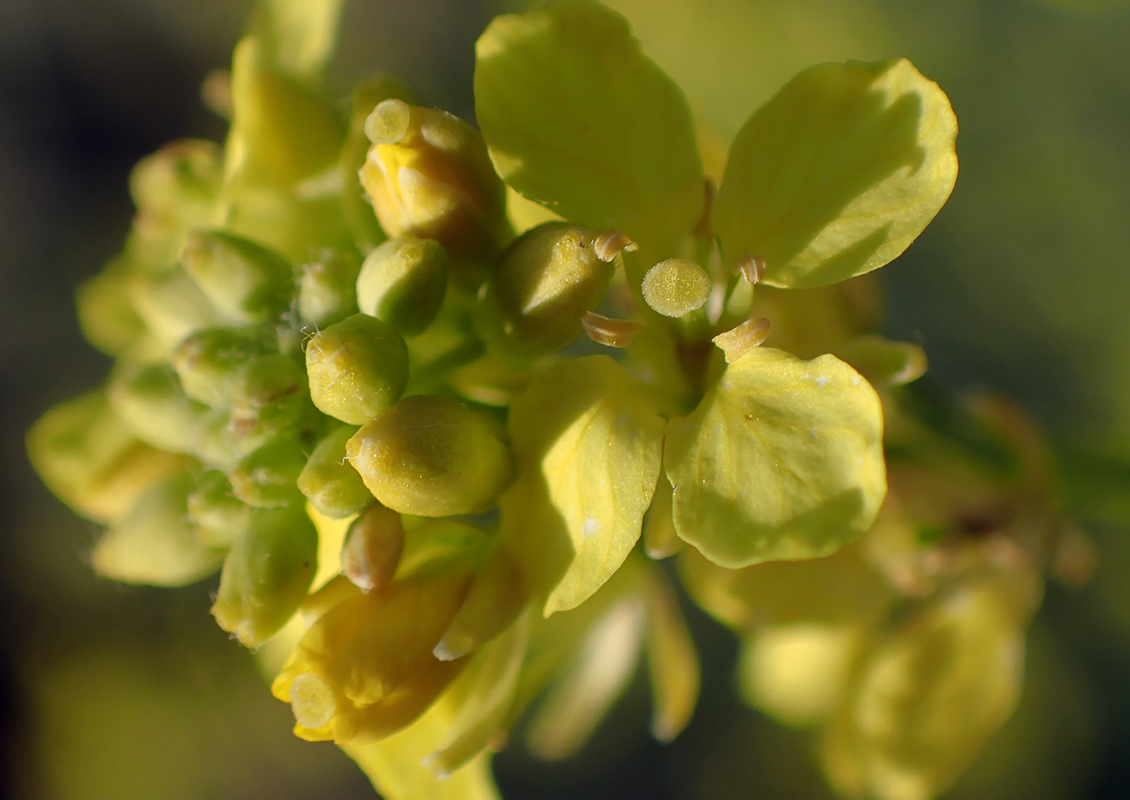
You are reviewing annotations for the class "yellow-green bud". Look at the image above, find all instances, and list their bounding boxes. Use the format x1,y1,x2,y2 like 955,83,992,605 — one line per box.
211,505,319,647
297,426,374,519
186,470,252,547
194,409,243,470
126,139,224,269
27,390,190,523
129,266,227,349
172,327,267,408
359,99,507,262
341,502,404,592
108,364,209,455
229,353,312,441
305,314,409,425
296,249,362,330
356,236,448,335
181,228,293,325
92,472,226,587
227,434,308,508
478,222,613,358
76,259,144,356
346,395,515,517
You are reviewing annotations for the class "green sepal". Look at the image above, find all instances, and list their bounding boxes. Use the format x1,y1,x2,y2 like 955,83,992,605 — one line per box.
664,347,886,567
181,228,293,325
297,425,374,519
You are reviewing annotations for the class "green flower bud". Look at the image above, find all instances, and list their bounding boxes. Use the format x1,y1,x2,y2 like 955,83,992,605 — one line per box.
478,222,614,359
341,502,404,592
172,327,268,408
296,249,362,330
356,236,448,335
346,395,515,517
359,99,508,263
227,434,308,508
305,314,409,425
181,228,293,325
211,505,319,647
129,266,227,350
126,140,224,269
27,390,190,523
194,409,243,470
92,472,226,587
186,470,252,547
297,426,374,519
108,364,209,455
229,353,312,441
76,259,145,356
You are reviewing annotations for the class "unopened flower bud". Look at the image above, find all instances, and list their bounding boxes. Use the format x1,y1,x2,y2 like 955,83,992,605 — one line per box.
28,391,190,523
346,395,515,517
108,364,209,455
211,505,319,647
271,565,473,742
305,314,409,425
356,236,448,335
92,472,225,586
77,260,144,356
227,434,309,508
181,228,293,325
186,470,252,547
478,222,614,359
129,266,227,349
297,426,374,519
359,99,507,261
341,502,404,592
229,353,312,440
296,249,362,330
172,327,267,408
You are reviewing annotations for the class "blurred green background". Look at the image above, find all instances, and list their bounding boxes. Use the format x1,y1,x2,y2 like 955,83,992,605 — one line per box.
2,0,1128,797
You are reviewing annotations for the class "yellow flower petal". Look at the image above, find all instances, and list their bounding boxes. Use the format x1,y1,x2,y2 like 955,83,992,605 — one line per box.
714,59,958,288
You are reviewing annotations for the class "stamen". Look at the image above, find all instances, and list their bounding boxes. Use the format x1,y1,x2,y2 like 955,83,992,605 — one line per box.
582,311,646,348
593,230,639,262
736,254,768,286
712,317,771,363
693,178,716,238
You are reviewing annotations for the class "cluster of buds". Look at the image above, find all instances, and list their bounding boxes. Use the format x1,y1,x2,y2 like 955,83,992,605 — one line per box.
27,2,1092,798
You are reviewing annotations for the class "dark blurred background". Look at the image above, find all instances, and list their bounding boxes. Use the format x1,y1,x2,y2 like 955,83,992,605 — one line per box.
2,0,1129,798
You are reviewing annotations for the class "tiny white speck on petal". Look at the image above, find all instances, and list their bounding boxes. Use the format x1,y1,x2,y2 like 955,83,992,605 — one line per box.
583,517,601,538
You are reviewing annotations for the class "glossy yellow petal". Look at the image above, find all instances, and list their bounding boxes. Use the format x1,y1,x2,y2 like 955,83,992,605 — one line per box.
714,59,958,288
475,0,703,257
501,356,664,616
664,348,886,567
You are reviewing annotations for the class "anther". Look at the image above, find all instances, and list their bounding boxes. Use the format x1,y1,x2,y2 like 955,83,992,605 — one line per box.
712,317,771,363
593,230,639,262
582,311,646,348
736,254,768,286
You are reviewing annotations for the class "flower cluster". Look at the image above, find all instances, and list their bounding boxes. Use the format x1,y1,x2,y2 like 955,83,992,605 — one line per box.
28,1,1089,798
